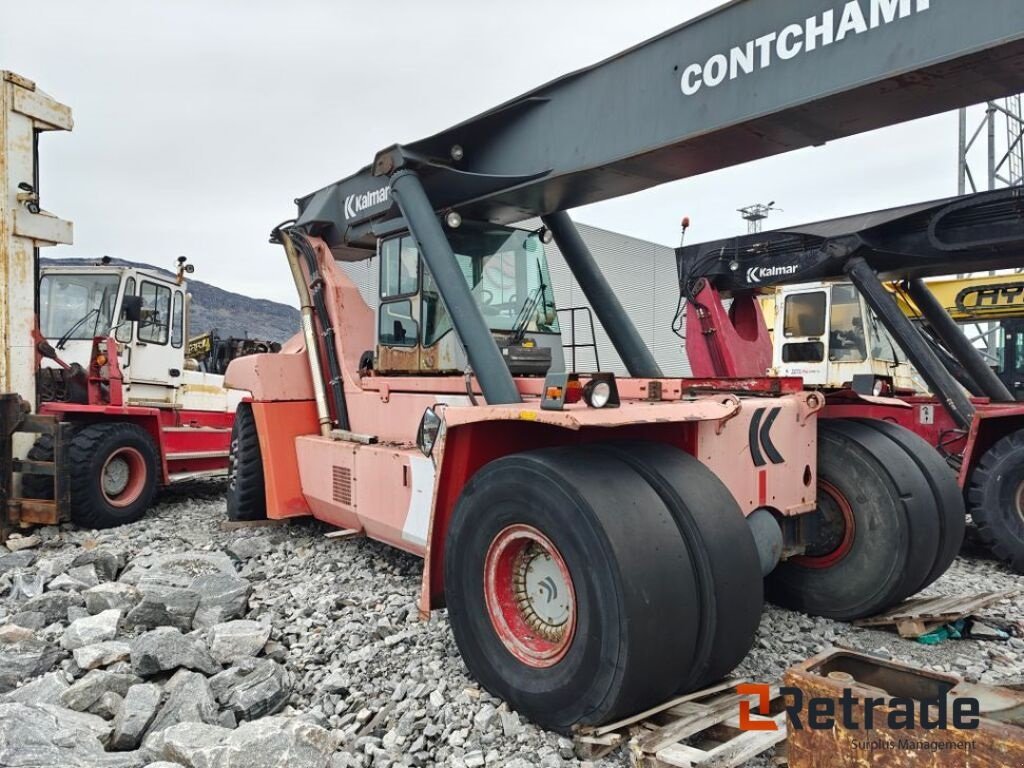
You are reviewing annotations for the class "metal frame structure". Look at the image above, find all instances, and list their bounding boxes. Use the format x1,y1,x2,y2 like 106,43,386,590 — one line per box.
959,95,1024,194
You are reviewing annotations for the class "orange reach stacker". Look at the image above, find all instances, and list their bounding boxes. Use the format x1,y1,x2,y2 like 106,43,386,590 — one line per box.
222,0,1024,730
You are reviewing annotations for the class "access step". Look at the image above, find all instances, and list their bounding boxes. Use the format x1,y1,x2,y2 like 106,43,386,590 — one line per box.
165,450,229,462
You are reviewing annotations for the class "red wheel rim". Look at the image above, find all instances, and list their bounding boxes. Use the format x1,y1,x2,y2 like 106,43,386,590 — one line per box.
793,479,856,569
483,524,576,668
100,447,147,508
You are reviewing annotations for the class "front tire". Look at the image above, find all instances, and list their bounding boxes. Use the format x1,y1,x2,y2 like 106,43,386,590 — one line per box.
445,445,701,731
968,428,1024,573
767,420,942,620
68,423,159,528
596,442,763,690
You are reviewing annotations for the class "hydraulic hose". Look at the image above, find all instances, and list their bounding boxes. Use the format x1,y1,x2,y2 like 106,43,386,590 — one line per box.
280,230,332,438
292,233,351,431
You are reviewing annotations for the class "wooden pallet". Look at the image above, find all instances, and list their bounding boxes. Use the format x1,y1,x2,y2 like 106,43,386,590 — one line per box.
852,589,1020,638
575,679,787,767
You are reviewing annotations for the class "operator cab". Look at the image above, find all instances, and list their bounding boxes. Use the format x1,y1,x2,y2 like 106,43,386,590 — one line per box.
768,281,918,391
37,265,188,404
374,222,564,376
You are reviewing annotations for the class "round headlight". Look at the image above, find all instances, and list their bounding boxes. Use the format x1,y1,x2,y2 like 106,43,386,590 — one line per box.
872,379,884,397
585,380,612,409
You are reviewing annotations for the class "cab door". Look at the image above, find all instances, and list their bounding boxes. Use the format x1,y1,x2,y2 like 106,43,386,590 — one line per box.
776,288,829,385
128,279,186,392
375,236,423,374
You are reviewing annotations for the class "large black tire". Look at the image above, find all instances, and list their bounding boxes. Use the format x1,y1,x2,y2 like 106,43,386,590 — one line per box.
21,433,56,500
766,419,940,620
68,423,159,529
445,446,701,731
596,442,763,690
851,418,965,589
226,404,267,521
968,428,1024,573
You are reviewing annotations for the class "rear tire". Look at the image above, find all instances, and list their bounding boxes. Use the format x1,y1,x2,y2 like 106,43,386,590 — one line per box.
68,423,159,528
968,428,1024,573
226,404,267,521
766,420,939,620
851,418,965,589
596,442,763,690
445,445,701,731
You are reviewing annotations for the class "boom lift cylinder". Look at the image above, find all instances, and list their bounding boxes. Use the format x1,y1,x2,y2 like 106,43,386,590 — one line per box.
845,258,975,430
542,211,664,378
905,277,1016,402
389,169,521,405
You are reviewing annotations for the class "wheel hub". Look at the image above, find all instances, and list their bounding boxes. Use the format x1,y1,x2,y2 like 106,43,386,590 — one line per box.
513,543,572,642
103,457,130,496
99,447,147,508
484,524,576,668
794,479,856,569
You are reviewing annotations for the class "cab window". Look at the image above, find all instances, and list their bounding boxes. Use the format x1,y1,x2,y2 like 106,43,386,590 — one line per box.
422,254,475,346
783,292,826,337
116,277,135,343
828,284,867,362
868,309,899,363
171,291,184,348
39,273,120,340
139,281,171,344
782,341,825,363
380,237,419,298
417,225,560,346
379,300,417,347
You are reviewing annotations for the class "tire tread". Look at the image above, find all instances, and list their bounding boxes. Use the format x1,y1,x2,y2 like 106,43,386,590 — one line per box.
967,429,1024,573
226,404,267,521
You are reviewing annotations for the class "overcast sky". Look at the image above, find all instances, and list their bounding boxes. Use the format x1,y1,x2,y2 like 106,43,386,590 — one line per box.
2,1,993,307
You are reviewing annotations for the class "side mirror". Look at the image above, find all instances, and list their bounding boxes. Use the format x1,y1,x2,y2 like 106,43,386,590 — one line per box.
416,407,443,457
121,296,142,323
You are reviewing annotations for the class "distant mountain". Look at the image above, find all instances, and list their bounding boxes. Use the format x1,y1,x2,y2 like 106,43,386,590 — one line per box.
40,257,300,343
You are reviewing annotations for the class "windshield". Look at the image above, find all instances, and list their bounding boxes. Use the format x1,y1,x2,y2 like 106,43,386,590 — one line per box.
421,224,560,345
829,284,867,362
39,273,122,340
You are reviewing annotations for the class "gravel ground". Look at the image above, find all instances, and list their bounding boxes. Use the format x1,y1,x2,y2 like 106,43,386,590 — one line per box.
1,482,1022,767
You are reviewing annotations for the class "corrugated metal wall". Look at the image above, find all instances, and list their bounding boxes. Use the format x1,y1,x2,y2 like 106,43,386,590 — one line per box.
339,221,691,376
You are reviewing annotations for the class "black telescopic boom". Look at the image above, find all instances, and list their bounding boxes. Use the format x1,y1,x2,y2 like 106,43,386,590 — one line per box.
905,278,1016,403
846,258,975,430
297,2,1024,249
389,169,522,405
543,211,664,379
